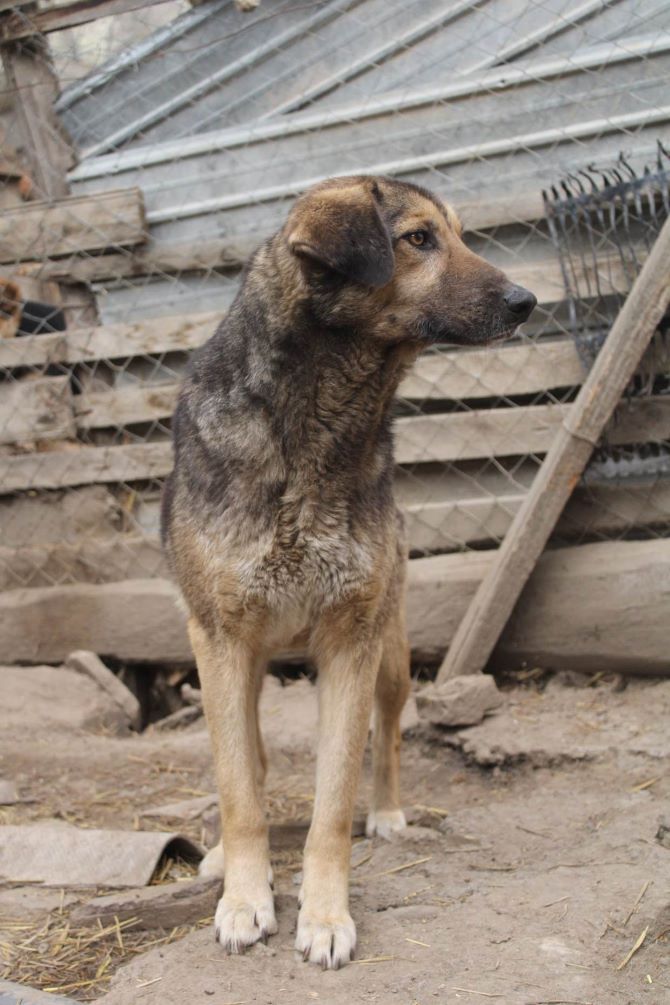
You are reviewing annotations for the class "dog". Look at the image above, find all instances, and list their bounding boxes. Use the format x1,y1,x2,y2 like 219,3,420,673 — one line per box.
161,175,536,969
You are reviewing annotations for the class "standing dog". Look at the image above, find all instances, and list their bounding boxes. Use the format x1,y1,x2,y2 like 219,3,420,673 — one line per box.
161,175,536,969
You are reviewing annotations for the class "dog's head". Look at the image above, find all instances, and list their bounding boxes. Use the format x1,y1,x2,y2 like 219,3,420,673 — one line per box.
284,175,536,345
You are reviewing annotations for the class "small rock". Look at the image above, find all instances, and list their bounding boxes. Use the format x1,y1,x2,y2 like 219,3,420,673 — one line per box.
1,664,132,736
66,650,141,731
0,780,18,805
70,876,221,929
656,818,670,849
417,674,503,727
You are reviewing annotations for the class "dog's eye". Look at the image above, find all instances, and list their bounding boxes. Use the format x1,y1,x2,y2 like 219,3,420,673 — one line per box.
405,231,429,248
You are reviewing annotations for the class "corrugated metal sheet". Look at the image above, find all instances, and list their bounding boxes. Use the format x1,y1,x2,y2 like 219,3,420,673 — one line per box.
58,0,670,156
58,0,670,320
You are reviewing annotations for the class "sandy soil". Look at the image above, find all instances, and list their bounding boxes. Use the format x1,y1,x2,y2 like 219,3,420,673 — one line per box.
1,667,669,1005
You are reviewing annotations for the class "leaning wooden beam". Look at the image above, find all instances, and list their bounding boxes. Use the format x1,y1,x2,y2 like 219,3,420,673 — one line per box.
436,215,670,683
1,0,175,41
0,187,146,263
1,540,668,671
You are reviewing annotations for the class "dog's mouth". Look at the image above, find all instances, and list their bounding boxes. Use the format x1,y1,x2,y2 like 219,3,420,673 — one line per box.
488,322,522,343
414,316,523,347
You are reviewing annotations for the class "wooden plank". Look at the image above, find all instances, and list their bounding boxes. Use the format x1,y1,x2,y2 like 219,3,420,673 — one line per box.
1,0,174,41
0,534,166,590
436,215,670,683
402,339,584,401
0,376,74,444
0,310,218,368
404,479,670,553
0,187,147,263
0,331,66,368
3,393,670,491
76,382,179,430
75,338,584,429
396,397,670,466
0,396,667,490
0,442,173,493
495,539,670,676
1,540,668,672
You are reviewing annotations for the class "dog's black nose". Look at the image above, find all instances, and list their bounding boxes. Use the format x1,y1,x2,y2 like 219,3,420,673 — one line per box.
503,285,537,320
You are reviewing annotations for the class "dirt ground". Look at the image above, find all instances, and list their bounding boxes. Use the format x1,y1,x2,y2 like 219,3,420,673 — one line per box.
1,665,669,1005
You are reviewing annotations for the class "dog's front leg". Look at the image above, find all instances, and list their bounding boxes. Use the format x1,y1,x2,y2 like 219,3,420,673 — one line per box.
188,617,276,953
297,628,383,969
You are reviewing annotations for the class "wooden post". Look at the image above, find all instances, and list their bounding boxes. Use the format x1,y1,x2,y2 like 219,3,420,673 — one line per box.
1,31,98,327
436,214,670,683
1,35,73,200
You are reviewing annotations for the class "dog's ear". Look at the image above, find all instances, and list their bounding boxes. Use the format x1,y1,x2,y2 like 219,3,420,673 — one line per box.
286,180,394,287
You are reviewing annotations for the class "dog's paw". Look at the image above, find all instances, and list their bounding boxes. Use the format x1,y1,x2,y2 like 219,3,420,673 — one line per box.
214,893,277,953
199,842,225,879
295,909,356,969
235,0,260,10
366,808,407,839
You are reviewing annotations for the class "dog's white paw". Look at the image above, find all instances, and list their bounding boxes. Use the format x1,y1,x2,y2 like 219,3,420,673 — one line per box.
214,892,277,953
366,808,407,839
199,842,225,878
296,909,356,969
235,0,260,10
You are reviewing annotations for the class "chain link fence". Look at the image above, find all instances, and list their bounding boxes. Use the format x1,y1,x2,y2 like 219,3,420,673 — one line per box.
1,0,669,613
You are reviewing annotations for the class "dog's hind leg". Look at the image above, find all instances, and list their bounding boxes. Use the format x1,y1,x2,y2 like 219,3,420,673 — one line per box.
366,599,410,839
199,658,269,880
297,615,383,969
188,618,277,952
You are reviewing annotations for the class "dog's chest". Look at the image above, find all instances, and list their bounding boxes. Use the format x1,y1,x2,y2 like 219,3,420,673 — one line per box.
234,493,373,610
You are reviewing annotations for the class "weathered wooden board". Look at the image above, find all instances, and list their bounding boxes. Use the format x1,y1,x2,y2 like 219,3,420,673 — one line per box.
76,383,180,430
0,311,221,370
0,331,67,369
403,340,584,401
0,442,173,493
2,469,667,587
0,188,146,263
1,540,667,671
495,539,670,675
0,535,166,591
3,394,670,492
75,338,587,430
404,479,670,553
395,396,670,466
75,342,583,429
0,377,74,444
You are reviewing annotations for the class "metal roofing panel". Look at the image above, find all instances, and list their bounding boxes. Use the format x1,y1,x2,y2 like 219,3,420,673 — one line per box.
57,0,659,156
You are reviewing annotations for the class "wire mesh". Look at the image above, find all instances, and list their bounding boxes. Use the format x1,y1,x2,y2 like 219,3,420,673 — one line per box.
1,0,669,600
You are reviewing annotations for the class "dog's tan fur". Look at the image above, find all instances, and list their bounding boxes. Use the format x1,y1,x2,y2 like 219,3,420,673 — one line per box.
162,176,535,968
